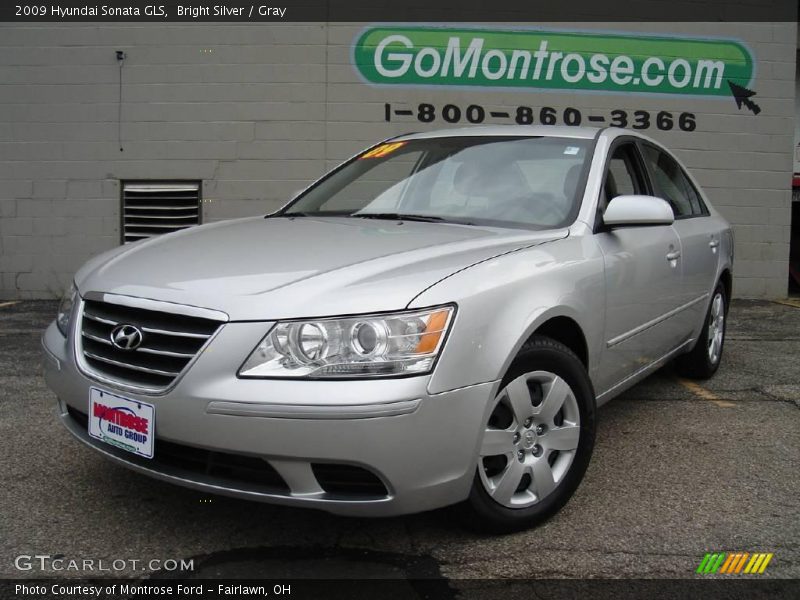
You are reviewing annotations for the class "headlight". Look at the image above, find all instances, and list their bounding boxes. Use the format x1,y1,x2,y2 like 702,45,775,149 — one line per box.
238,305,455,379
56,282,77,337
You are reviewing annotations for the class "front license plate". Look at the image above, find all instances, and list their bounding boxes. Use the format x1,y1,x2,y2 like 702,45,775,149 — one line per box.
88,387,155,459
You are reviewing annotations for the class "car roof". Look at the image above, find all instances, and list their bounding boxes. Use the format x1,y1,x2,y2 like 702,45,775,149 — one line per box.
394,125,602,141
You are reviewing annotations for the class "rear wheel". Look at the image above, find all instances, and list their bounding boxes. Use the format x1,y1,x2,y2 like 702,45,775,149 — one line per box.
464,336,596,533
676,282,727,379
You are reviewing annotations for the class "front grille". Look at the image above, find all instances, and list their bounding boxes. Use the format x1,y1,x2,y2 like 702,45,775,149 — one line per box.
66,408,289,493
79,299,222,390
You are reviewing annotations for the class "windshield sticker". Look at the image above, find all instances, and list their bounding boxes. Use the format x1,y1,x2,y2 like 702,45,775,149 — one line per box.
360,141,407,159
564,146,580,155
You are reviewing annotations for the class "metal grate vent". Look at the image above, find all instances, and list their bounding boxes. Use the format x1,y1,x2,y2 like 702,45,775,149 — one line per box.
122,181,201,243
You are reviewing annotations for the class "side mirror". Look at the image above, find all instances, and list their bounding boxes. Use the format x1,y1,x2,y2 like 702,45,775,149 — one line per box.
602,195,674,227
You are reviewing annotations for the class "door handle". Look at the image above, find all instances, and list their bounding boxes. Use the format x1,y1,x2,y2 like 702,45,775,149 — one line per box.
666,250,681,261
709,239,720,249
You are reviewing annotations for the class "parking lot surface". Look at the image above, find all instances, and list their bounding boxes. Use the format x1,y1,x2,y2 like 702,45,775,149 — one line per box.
1,299,798,583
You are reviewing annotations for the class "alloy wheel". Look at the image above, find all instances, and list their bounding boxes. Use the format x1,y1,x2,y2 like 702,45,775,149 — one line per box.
707,292,725,365
478,371,580,509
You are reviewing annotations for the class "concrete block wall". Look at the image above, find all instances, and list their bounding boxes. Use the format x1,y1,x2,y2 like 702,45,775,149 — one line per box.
0,21,796,298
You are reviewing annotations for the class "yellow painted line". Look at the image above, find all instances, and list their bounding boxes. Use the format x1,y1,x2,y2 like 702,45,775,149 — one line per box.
0,301,20,308
677,378,735,408
774,299,800,309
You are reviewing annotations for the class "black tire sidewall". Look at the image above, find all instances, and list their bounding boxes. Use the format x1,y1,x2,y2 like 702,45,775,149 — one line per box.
467,337,596,532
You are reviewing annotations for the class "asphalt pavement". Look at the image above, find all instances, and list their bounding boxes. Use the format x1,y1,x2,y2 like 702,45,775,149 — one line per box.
1,299,798,586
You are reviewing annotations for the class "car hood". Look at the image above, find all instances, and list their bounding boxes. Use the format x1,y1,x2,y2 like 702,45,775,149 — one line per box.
76,216,567,320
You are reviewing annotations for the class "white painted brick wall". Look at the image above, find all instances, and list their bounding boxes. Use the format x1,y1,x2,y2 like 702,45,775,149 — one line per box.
0,21,796,298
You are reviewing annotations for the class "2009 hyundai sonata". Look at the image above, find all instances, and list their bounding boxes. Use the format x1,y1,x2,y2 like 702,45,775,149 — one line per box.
43,126,732,531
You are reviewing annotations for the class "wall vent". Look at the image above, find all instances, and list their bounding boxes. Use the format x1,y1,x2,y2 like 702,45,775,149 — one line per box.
122,181,201,243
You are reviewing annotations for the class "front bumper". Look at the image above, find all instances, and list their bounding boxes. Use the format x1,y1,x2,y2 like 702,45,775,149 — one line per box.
42,320,497,516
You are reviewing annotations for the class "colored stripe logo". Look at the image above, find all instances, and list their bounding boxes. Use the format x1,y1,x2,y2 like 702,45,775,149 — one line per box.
696,552,774,574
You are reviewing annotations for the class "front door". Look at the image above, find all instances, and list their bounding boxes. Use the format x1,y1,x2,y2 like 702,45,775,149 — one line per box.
593,142,686,395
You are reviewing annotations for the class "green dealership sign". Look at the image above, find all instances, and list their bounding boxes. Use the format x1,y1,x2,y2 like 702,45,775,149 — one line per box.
353,26,755,97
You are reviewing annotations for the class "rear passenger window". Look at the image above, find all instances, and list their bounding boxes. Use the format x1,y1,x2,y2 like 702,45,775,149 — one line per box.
680,170,708,215
642,146,704,218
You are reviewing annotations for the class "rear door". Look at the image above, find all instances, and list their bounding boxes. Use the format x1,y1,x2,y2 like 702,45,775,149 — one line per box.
639,143,718,334
593,141,685,394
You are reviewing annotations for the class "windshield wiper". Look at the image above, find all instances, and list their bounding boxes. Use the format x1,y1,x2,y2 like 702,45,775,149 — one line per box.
274,211,473,225
352,213,449,223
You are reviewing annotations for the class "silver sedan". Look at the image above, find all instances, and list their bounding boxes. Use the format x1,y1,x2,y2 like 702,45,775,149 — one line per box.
43,126,733,531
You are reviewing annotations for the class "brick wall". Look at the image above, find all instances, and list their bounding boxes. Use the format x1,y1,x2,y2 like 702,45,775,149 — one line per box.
0,22,796,298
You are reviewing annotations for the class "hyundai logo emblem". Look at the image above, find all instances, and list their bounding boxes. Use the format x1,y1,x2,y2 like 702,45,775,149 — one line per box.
110,324,144,350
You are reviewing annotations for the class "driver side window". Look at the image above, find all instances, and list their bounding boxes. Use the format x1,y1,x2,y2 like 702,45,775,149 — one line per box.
601,144,646,211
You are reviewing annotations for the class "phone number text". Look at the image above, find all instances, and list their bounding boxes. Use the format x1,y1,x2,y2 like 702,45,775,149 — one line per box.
384,102,697,132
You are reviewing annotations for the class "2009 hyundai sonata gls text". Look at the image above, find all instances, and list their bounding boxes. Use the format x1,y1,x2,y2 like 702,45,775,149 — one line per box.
43,126,732,531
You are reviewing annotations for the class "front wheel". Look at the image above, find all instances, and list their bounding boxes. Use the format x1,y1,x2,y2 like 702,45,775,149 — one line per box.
463,336,596,533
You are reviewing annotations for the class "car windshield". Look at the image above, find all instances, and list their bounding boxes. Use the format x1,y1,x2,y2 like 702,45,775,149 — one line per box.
280,135,592,229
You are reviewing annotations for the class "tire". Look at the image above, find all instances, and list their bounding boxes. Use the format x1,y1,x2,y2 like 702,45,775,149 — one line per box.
676,282,727,380
462,335,596,533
